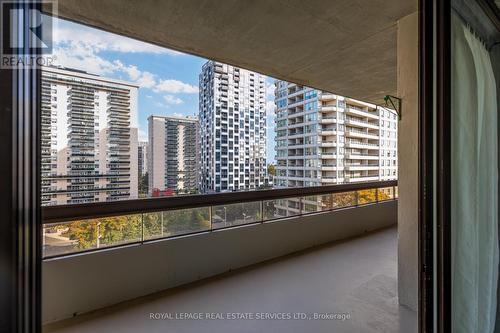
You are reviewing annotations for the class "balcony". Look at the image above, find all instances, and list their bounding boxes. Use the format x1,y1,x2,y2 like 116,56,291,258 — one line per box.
319,93,337,101
43,226,415,333
320,105,338,112
345,175,380,182
320,129,337,136
345,153,379,160
319,116,337,124
345,107,379,120
320,164,341,171
345,129,379,140
344,164,380,171
345,140,379,150
40,182,411,330
345,117,379,129
320,141,337,147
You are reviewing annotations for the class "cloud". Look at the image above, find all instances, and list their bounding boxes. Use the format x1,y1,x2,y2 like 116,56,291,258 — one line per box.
53,29,196,94
52,18,197,95
53,45,118,75
154,101,167,109
266,82,275,98
266,100,276,116
163,95,184,105
121,64,142,81
112,61,156,88
135,71,156,89
154,79,198,94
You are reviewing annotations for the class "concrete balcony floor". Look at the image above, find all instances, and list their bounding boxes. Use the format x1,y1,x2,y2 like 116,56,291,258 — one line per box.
43,227,416,333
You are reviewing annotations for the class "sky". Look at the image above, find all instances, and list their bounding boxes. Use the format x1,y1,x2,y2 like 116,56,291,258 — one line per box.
51,17,277,164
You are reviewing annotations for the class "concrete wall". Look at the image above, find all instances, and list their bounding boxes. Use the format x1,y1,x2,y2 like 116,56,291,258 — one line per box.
42,201,397,324
397,12,419,312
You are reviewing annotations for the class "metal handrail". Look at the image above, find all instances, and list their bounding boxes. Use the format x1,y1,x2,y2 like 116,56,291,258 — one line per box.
42,180,397,223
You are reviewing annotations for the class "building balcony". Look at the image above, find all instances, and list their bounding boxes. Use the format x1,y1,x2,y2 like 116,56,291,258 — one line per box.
345,117,379,129
345,107,379,120
41,182,410,332
288,133,306,139
320,153,336,159
345,129,379,140
319,93,337,101
319,117,337,124
320,105,338,112
345,153,380,160
320,130,337,136
320,141,337,147
344,164,380,171
321,176,343,184
287,166,319,171
345,140,379,150
320,165,343,171
345,175,380,182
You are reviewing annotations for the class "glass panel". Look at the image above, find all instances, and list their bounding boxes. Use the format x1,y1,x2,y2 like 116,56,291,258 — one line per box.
212,201,261,229
263,197,303,220
450,5,500,331
377,187,394,201
43,221,96,257
143,207,211,240
357,189,377,205
97,214,142,248
42,214,142,257
305,191,357,212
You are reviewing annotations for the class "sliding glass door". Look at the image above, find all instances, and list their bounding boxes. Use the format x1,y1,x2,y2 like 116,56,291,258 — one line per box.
451,6,499,332
430,0,500,332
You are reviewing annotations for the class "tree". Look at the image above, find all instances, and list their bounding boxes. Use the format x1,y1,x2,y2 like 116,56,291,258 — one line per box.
267,164,276,177
61,214,142,250
138,172,149,197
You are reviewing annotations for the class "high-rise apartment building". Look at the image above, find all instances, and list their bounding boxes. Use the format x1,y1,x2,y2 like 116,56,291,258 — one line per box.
138,141,148,176
199,61,267,193
274,81,397,213
41,66,139,205
148,115,199,194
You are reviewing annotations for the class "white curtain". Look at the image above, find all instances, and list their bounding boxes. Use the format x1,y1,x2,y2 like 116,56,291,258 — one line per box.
451,13,499,333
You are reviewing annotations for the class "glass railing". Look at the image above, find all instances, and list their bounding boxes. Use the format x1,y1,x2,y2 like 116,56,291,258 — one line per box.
42,180,398,258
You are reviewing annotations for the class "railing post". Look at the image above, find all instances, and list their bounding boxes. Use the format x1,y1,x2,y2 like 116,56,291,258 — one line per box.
160,213,164,237
299,197,303,215
260,201,264,222
355,191,359,206
96,221,101,248
375,188,379,203
141,214,145,243
209,206,213,231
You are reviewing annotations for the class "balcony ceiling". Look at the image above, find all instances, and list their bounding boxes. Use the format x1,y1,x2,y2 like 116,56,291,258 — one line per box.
50,0,417,104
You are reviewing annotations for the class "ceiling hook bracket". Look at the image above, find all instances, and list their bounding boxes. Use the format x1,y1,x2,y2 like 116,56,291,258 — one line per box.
384,95,402,121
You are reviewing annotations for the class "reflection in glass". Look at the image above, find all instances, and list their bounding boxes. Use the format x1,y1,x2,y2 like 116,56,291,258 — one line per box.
143,207,210,240
357,189,377,205
212,201,261,229
43,214,142,257
263,198,303,220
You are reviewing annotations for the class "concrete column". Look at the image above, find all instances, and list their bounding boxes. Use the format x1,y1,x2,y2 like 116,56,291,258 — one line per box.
397,11,419,312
